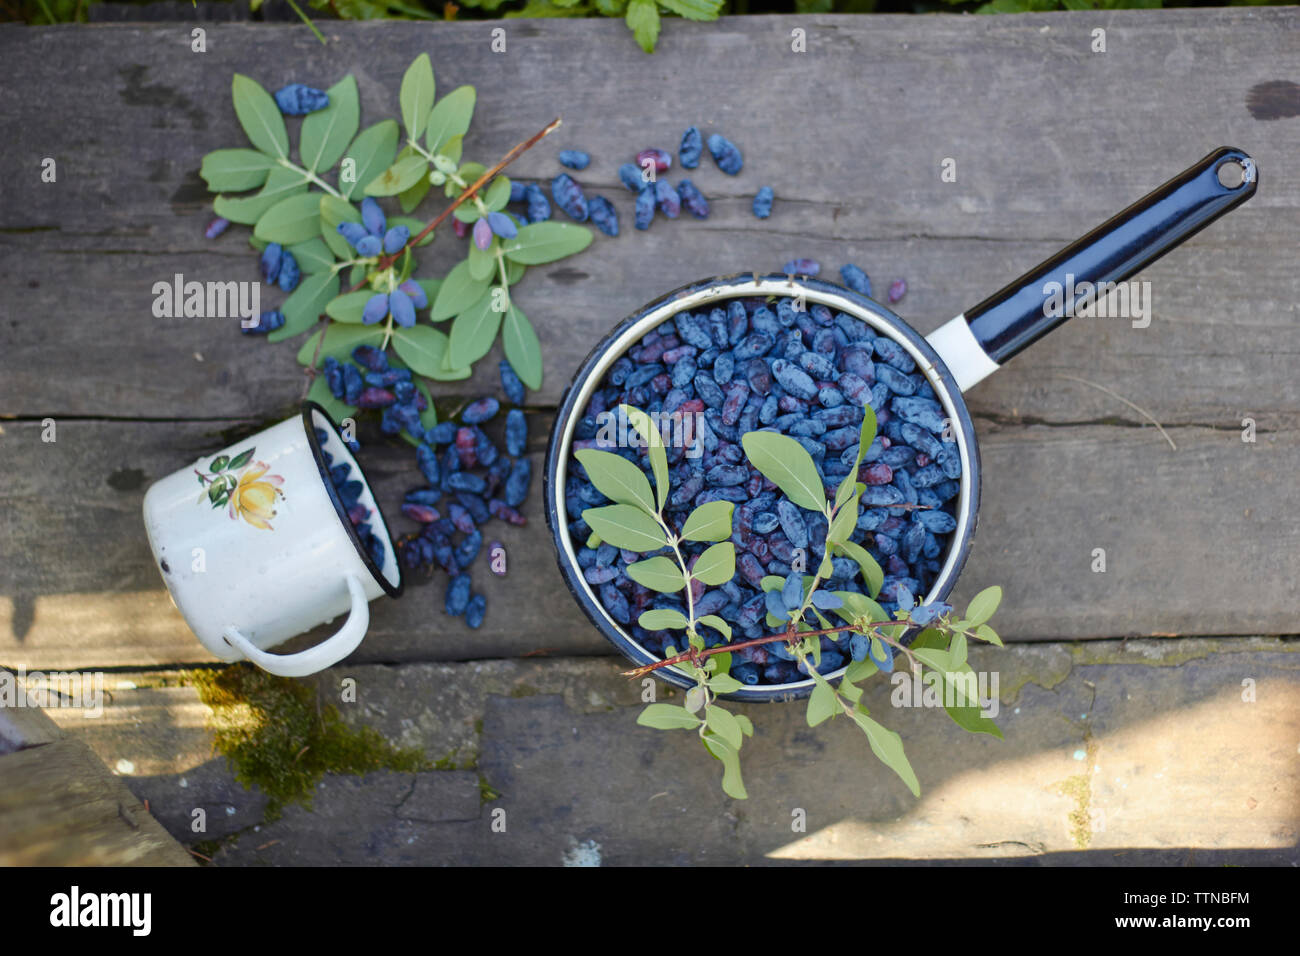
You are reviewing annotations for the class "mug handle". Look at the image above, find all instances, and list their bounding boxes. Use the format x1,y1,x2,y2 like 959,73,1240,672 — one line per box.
221,574,369,678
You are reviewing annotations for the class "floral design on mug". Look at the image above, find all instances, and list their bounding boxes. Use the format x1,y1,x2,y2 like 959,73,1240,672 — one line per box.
194,447,285,530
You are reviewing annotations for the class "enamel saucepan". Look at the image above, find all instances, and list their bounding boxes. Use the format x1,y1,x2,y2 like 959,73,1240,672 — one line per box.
545,147,1257,702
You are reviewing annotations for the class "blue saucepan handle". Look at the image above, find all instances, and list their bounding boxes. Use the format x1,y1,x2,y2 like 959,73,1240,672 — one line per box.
927,147,1257,391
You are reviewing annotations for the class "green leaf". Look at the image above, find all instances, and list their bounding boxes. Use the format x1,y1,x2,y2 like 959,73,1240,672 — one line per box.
318,194,361,258
697,615,732,641
306,374,356,424
705,705,742,749
834,539,884,598
413,277,442,306
708,672,742,694
806,682,838,726
620,405,669,511
582,504,667,552
942,666,1004,739
624,0,660,53
253,192,322,245
340,120,399,201
657,0,722,18
741,431,827,512
691,542,735,587
269,271,338,342
448,289,505,369
966,586,1002,626
391,325,451,377
500,221,594,265
232,73,288,159
501,305,543,391
209,455,230,473
431,259,492,321
636,703,700,731
975,623,1003,647
287,238,335,274
364,155,428,197
638,608,688,631
213,167,307,225
626,556,686,593
436,134,463,164
399,52,435,142
199,148,273,192
842,657,879,684
325,290,373,324
827,492,859,544
299,75,359,174
702,733,747,799
296,321,385,367
575,449,657,514
680,501,733,542
850,710,920,796
950,632,968,669
483,175,512,213
467,238,496,281
424,85,476,154
397,172,432,214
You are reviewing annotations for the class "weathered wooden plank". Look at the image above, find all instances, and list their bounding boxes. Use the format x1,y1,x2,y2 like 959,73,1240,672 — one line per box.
2,415,1296,670
0,735,195,865
1,12,1298,425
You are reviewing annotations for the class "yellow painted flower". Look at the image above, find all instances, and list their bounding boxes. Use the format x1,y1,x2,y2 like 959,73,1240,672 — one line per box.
227,461,284,530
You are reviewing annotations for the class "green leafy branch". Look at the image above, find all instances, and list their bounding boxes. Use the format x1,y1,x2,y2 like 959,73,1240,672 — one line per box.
199,53,593,439
581,401,1007,800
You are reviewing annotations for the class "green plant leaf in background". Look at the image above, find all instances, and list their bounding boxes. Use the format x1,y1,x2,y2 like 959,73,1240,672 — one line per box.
254,192,323,245
431,259,492,321
287,238,335,274
214,167,308,225
297,321,386,367
637,703,700,731
582,504,667,552
232,74,288,159
392,325,453,378
270,271,339,342
625,0,660,53
575,449,657,514
364,154,429,197
691,542,735,587
680,500,733,542
448,289,505,369
626,555,686,593
639,608,688,630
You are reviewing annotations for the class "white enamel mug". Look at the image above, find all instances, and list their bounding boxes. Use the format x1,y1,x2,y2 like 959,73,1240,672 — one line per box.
142,402,403,677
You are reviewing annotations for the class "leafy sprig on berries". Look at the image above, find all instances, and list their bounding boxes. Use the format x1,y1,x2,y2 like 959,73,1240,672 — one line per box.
580,403,1006,799
199,53,593,434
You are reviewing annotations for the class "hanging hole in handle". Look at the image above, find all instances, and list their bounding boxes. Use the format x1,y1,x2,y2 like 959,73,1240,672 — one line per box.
1216,158,1254,189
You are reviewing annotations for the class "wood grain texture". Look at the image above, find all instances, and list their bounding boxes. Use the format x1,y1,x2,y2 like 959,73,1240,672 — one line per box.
1,12,1298,423
1,413,1295,670
0,13,1297,669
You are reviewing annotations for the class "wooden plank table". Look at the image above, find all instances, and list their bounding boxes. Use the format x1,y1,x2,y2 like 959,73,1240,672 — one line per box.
1,10,1298,673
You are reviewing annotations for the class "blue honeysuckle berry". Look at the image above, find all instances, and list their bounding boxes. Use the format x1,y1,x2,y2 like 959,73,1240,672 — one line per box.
551,172,589,222
241,309,285,335
486,211,517,239
465,593,487,629
361,293,389,325
342,364,363,405
781,572,804,611
499,360,526,404
524,183,551,222
908,601,951,627
274,83,329,115
388,288,416,328
634,185,655,230
398,279,427,309
680,126,703,169
382,225,409,255
355,235,382,257
505,408,527,457
654,179,681,219
337,222,368,250
445,573,472,616
617,163,642,192
558,149,590,170
205,217,230,239
707,133,743,175
352,345,388,372
809,589,842,610
324,356,344,398
361,197,386,237
462,397,499,424
867,637,894,672
472,217,493,250
277,250,300,292
888,278,907,304
752,186,774,219
259,243,282,284
764,588,790,622
840,263,872,298
509,180,527,203
783,258,821,277
677,180,710,219
587,195,618,237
